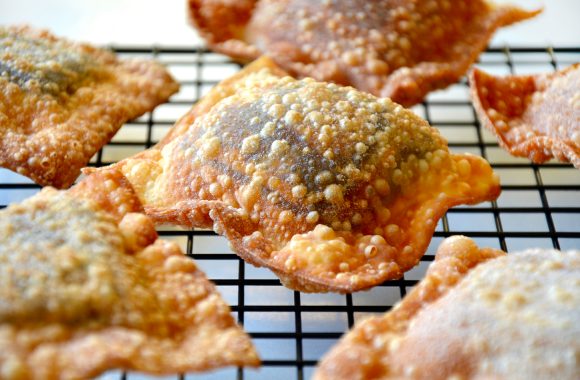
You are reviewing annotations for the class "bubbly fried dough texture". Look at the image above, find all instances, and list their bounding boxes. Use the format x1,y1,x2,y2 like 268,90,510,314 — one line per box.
0,25,179,188
97,57,501,293
315,236,580,380
0,172,259,379
470,65,580,169
188,0,539,106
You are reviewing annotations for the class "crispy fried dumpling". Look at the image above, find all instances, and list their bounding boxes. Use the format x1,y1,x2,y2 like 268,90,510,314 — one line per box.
188,0,539,106
315,236,580,380
0,169,259,379
0,25,179,188
101,57,500,293
470,65,580,168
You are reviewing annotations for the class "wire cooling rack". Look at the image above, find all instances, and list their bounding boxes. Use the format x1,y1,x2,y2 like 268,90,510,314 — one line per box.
0,46,579,380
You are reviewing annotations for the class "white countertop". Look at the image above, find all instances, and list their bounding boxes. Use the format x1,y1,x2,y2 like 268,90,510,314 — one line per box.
0,0,579,47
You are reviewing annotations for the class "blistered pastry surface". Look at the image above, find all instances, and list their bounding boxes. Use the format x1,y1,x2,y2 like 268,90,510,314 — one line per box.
470,65,580,168
0,181,258,379
189,0,539,106
0,25,179,188
112,57,500,293
315,236,580,380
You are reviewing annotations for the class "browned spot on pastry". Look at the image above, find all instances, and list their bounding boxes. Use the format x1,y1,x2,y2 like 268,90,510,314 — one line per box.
188,0,539,106
0,174,259,379
315,236,580,380
470,65,580,168
95,57,501,293
0,25,179,188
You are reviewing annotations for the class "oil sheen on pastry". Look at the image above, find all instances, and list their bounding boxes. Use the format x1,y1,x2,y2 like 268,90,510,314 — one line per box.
104,57,501,293
315,236,580,380
0,170,259,379
470,65,580,168
188,0,540,106
0,25,179,188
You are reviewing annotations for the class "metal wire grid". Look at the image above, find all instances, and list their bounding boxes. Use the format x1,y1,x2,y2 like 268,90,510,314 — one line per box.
0,46,579,380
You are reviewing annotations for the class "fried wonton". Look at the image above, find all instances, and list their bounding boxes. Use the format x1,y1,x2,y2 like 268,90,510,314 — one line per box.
470,65,580,168
91,57,501,293
315,236,580,380
188,0,540,106
0,170,259,379
0,25,179,188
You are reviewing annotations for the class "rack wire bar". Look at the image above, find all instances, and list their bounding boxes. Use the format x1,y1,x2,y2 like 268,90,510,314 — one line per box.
0,46,578,380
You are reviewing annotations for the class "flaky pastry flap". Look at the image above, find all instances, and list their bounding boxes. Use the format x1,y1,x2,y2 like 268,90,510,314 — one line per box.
0,170,258,379
470,65,580,168
68,168,144,221
99,57,501,293
188,0,540,106
315,237,580,379
0,25,179,188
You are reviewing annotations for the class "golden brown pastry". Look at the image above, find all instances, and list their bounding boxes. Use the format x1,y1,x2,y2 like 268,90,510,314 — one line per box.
314,236,580,380
0,169,259,379
470,65,580,168
0,25,179,188
188,0,540,106
92,57,501,293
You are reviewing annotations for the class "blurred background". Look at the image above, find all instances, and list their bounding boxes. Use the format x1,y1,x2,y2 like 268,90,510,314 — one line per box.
0,0,578,47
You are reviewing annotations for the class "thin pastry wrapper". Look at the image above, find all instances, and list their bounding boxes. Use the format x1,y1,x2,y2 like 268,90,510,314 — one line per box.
101,56,501,293
188,0,539,106
0,169,259,379
0,25,179,188
470,65,580,168
314,236,580,380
